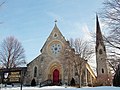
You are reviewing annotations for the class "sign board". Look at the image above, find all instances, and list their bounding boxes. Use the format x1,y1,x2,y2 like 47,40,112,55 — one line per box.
0,67,27,84
3,71,21,83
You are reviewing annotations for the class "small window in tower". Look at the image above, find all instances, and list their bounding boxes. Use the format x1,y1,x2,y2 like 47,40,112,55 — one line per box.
99,49,102,54
102,68,104,73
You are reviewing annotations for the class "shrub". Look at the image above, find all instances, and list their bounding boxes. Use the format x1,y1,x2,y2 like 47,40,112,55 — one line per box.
31,78,36,86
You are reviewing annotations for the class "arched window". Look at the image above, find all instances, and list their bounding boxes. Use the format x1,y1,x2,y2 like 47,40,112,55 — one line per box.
34,66,37,77
102,68,104,73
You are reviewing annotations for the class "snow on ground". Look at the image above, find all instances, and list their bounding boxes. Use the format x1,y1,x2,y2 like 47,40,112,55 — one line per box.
0,86,120,90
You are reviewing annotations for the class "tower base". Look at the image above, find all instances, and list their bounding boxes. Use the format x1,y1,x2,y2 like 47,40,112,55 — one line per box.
94,75,112,86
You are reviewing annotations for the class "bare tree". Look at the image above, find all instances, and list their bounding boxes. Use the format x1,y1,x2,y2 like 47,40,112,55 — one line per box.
100,0,120,33
68,38,95,87
0,36,26,68
99,0,120,72
69,38,94,61
0,0,6,7
64,41,86,87
100,0,120,54
104,35,120,72
0,0,7,24
90,28,120,72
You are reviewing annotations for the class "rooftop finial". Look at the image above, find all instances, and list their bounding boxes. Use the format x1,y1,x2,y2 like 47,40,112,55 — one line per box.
55,20,57,23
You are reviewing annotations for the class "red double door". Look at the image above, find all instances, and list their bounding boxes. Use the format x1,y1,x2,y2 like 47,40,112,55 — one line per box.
53,69,59,84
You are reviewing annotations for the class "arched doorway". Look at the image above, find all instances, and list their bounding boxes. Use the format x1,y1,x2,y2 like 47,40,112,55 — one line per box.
53,69,59,85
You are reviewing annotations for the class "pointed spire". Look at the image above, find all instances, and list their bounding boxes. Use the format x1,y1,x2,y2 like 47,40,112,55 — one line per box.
47,20,63,38
54,19,58,29
96,14,104,47
55,19,57,23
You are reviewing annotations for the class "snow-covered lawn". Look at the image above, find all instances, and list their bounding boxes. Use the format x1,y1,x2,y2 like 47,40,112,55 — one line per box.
0,86,120,90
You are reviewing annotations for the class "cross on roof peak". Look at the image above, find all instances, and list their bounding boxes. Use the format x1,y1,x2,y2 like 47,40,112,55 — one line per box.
55,20,57,23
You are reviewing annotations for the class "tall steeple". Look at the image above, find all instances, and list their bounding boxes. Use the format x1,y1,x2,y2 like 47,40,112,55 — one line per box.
95,15,111,85
96,15,105,51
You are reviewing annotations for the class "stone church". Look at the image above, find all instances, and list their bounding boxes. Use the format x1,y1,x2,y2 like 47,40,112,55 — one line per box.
0,16,112,86
24,22,96,86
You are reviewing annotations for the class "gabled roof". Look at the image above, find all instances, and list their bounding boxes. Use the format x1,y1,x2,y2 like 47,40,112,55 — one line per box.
86,63,96,79
40,23,66,53
48,23,63,38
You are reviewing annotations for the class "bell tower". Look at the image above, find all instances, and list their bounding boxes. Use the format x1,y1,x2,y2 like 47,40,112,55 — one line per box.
95,15,111,85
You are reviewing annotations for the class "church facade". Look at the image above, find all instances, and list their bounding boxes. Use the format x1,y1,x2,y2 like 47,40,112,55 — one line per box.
24,23,96,86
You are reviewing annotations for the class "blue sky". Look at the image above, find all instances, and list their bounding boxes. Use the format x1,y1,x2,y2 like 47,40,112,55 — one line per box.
0,0,104,63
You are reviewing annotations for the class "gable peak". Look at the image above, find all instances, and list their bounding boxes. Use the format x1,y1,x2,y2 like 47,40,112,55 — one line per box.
53,20,59,31
51,21,62,35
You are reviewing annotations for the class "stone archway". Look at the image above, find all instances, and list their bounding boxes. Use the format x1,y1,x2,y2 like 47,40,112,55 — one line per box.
48,61,62,84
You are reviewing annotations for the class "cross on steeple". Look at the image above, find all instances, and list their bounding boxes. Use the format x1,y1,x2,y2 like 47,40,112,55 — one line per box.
55,20,57,23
